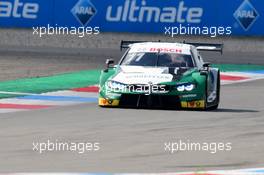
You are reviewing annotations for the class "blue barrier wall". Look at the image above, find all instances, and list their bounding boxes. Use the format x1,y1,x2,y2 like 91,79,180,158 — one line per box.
0,0,263,35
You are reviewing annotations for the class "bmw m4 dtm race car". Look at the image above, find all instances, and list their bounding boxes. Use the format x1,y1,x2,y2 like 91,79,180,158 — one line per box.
98,41,223,110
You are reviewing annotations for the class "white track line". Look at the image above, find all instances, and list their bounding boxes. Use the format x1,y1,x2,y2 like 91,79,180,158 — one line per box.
0,98,86,106
0,108,27,113
0,90,98,114
0,91,36,95
221,77,264,85
0,90,99,97
43,90,98,98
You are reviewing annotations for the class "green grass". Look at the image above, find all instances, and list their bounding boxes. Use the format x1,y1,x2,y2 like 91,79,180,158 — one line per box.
0,69,100,98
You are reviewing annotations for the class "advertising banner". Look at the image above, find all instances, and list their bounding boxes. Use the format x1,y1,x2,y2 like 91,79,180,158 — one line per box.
0,0,263,35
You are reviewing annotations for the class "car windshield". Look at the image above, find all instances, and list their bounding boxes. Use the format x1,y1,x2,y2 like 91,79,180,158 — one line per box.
121,52,194,67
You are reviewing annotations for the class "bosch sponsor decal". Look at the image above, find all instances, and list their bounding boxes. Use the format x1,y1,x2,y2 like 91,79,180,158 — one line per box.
233,0,259,31
71,0,97,26
130,47,186,54
149,48,182,53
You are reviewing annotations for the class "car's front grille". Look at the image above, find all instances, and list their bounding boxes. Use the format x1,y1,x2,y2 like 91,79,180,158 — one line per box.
119,94,180,109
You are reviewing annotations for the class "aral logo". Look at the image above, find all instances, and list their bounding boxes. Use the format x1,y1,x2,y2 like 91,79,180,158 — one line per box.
0,0,39,19
233,0,259,31
71,0,97,26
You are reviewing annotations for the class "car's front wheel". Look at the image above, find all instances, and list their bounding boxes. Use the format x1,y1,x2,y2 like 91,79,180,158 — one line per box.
206,71,220,110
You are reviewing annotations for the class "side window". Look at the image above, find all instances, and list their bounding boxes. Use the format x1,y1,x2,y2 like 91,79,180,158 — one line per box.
198,52,204,61
192,46,204,69
118,48,130,65
191,46,199,68
196,53,204,69
198,53,204,63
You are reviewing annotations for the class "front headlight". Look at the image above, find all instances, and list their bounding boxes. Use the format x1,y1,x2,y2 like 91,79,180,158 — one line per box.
185,84,195,91
176,83,195,92
107,81,127,91
176,85,185,92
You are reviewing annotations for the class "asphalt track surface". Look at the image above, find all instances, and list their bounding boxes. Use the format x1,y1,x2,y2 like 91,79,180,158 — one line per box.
0,47,264,172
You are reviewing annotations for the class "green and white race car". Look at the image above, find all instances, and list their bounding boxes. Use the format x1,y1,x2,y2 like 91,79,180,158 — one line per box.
99,41,223,110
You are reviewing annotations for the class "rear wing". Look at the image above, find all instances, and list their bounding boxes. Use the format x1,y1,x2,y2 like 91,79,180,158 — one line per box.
120,40,224,54
120,40,152,50
184,42,224,54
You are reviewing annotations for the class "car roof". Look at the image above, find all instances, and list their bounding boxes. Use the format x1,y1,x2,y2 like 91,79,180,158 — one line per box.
128,42,192,55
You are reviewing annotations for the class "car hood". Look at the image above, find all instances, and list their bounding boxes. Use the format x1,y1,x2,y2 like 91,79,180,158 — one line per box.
111,66,189,85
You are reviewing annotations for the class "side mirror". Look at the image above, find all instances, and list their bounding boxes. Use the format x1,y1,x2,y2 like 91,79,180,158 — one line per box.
104,59,114,72
200,62,210,76
203,62,211,68
106,59,114,68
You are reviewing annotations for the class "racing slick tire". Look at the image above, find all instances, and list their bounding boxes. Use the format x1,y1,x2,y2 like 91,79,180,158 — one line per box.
206,71,220,111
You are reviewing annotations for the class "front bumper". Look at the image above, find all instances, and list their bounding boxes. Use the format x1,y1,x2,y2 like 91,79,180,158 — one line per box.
98,94,205,109
98,98,120,106
180,100,205,109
